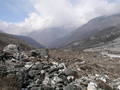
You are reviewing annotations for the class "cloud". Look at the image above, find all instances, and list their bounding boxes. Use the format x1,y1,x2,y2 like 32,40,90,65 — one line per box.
0,0,120,35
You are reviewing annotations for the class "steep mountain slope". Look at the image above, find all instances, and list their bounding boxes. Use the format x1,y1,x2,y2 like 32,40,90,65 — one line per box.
0,32,35,50
84,37,120,53
14,35,44,48
52,14,120,49
63,26,120,51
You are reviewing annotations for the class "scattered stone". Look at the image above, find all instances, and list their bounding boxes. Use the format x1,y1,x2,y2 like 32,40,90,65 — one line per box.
1,44,120,90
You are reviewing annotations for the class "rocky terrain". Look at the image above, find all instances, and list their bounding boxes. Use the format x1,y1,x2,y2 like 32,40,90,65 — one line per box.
0,44,120,90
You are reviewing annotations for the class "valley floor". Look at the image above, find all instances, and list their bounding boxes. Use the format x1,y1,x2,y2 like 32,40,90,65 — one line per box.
50,50,120,79
1,49,120,90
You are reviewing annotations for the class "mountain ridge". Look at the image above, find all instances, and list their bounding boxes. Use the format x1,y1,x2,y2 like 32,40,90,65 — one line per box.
50,14,120,50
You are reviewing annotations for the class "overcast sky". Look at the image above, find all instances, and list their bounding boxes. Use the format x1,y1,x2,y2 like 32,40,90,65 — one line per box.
0,0,120,35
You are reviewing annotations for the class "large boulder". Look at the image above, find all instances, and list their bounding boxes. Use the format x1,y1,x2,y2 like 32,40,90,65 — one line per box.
3,44,19,53
3,44,19,60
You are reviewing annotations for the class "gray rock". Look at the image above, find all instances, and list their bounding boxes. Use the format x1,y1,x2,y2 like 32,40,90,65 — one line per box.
30,50,40,58
3,44,18,53
28,70,40,78
64,84,81,90
0,65,7,77
25,62,34,70
64,69,78,78
30,49,49,59
31,63,43,70
42,86,55,90
87,82,97,90
30,87,42,90
48,67,59,74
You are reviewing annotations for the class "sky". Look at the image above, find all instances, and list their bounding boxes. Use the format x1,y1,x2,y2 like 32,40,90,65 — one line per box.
0,0,120,35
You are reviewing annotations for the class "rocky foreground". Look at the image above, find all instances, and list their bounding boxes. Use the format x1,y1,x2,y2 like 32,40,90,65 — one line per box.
0,44,120,90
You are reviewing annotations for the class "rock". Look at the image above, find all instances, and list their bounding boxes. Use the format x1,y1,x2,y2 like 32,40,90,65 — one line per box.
42,65,51,70
117,85,120,90
40,49,49,59
28,70,40,78
25,62,34,70
31,62,43,70
30,87,42,90
35,79,43,85
7,68,21,78
51,62,59,66
41,85,54,90
64,69,78,78
3,44,18,53
3,44,25,61
30,50,40,58
67,76,74,83
51,76,64,87
30,49,49,59
20,51,29,60
42,76,50,85
48,67,59,74
87,82,97,90
14,63,25,68
97,80,113,90
111,78,120,90
97,74,109,83
27,82,40,89
58,63,66,72
58,75,68,85
0,65,7,77
64,84,81,90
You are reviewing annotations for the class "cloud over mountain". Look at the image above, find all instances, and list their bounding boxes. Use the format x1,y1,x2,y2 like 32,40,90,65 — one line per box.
0,0,120,34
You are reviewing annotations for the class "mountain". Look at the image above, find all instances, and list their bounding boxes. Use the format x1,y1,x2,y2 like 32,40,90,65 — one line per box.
0,29,44,48
84,36,120,53
0,32,36,50
28,27,74,48
14,35,44,48
51,14,120,50
63,26,120,51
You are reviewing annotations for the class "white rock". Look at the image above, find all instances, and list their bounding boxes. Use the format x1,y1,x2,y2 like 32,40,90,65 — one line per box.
58,63,66,69
25,62,34,69
117,85,120,90
43,76,50,85
99,75,109,83
80,61,86,64
52,62,59,66
67,76,74,81
87,82,97,90
41,70,45,74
